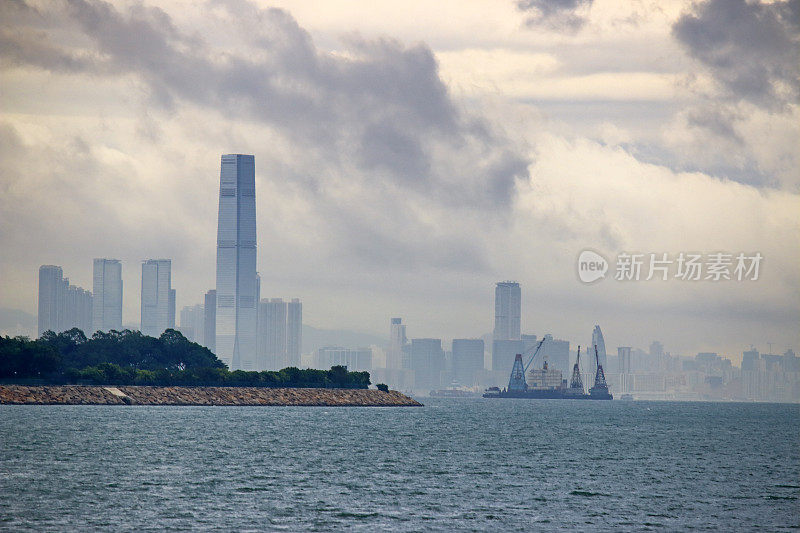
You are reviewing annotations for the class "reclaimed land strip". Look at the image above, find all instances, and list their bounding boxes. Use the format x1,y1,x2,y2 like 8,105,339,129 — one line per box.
0,386,422,407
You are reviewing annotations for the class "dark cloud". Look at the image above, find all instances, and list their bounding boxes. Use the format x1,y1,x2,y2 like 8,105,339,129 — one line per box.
685,104,743,145
0,0,532,285
516,0,593,32
672,0,800,109
0,0,528,212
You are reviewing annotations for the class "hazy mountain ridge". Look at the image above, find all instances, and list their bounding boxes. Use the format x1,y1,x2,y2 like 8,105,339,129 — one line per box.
0,308,36,338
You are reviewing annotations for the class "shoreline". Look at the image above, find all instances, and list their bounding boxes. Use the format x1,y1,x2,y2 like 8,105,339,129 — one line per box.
0,385,423,407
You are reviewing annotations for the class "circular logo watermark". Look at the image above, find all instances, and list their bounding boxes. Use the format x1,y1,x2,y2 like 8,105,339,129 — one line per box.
577,250,608,283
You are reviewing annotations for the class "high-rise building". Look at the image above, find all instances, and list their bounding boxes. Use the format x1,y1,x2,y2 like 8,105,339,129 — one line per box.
168,289,176,332
409,338,445,392
38,265,64,337
286,298,302,368
618,346,632,394
452,338,484,387
618,346,632,373
649,340,664,358
742,348,760,371
179,304,205,343
258,298,287,370
203,290,216,353
65,284,92,334
255,297,302,370
388,317,407,369
588,325,608,376
215,154,258,370
494,281,521,341
92,259,122,334
39,266,93,336
140,259,174,337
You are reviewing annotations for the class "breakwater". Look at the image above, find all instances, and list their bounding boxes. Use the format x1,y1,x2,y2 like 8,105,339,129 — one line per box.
0,385,422,406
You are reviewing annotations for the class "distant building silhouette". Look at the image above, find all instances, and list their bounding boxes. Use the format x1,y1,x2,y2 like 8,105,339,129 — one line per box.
38,265,63,336
315,346,371,372
540,334,570,376
286,298,302,367
215,154,258,370
493,281,521,341
491,339,523,372
140,259,174,337
452,338,484,387
38,265,92,336
92,258,122,333
258,298,286,370
588,325,607,376
410,338,445,392
257,297,302,370
618,346,632,394
388,317,407,369
741,348,760,371
179,303,204,343
203,290,216,353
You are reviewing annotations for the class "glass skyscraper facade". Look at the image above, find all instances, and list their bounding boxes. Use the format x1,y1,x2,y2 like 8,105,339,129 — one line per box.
215,154,258,370
92,258,123,334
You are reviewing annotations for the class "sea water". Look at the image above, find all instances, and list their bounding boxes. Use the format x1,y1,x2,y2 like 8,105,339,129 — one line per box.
1,399,798,531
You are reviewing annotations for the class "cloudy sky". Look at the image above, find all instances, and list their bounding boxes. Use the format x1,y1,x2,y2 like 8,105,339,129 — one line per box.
1,0,798,360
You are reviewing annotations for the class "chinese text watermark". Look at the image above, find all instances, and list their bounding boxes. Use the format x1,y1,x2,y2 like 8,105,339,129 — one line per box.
578,251,762,283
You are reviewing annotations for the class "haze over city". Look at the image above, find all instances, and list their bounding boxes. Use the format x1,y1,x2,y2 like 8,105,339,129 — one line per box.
1,0,798,362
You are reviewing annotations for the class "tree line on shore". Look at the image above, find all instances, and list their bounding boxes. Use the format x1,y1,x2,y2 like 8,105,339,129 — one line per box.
0,328,371,389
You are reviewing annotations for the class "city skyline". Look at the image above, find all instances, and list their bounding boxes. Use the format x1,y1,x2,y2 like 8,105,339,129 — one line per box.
0,0,797,361
20,260,799,365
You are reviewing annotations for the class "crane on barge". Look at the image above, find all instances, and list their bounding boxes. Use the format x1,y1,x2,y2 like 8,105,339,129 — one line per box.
588,344,613,399
507,338,547,392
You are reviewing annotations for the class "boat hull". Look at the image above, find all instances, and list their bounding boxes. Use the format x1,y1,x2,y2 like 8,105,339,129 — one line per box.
483,389,612,400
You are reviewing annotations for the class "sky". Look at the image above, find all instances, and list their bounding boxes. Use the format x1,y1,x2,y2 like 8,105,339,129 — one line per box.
1,0,798,361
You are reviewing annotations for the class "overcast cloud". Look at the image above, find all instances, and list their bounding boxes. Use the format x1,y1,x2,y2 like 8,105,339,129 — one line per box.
0,0,797,359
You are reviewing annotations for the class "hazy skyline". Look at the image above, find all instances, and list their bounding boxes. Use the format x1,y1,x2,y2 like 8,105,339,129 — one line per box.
1,0,798,361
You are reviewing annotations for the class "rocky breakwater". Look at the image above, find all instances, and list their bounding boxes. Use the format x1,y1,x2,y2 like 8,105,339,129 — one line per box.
0,385,422,407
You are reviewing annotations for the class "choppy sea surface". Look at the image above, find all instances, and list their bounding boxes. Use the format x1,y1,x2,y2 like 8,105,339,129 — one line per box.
1,399,798,531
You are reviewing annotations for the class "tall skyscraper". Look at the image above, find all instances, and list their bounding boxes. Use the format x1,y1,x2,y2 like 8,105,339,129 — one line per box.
203,290,216,353
92,259,122,334
388,317,407,369
215,154,258,370
493,281,521,341
140,259,174,337
38,265,64,337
